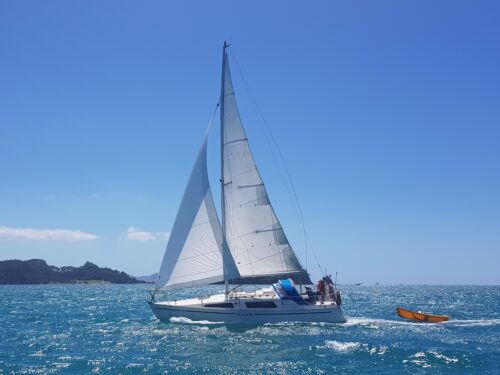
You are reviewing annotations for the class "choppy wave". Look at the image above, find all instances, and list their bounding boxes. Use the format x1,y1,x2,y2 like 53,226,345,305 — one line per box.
0,284,498,373
325,340,360,352
323,340,389,356
402,349,460,368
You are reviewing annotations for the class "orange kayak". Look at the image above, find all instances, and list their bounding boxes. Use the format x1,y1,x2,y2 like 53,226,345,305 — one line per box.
396,307,449,323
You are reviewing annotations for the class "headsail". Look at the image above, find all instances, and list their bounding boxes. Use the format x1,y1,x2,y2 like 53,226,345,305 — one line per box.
155,135,240,291
220,44,311,284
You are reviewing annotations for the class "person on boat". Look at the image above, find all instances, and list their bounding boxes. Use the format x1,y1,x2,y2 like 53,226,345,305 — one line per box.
304,286,316,303
327,281,334,298
316,279,325,303
316,279,325,295
320,275,334,301
335,290,342,306
324,274,334,285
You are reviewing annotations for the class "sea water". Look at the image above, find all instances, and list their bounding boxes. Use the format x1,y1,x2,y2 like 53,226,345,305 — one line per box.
0,284,498,374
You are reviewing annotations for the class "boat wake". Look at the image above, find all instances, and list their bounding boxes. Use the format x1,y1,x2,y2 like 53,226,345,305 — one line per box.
345,316,500,328
169,317,224,325
443,318,500,327
344,317,421,327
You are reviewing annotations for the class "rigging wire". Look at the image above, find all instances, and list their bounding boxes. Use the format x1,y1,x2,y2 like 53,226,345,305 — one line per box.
228,47,322,272
204,102,220,139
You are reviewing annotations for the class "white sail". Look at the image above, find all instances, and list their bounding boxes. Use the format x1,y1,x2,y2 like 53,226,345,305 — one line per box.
155,136,239,291
148,43,346,325
220,46,309,283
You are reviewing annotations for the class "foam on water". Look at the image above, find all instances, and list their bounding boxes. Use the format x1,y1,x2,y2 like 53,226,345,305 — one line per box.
169,316,224,325
445,318,500,327
325,340,361,352
344,316,433,328
346,316,500,329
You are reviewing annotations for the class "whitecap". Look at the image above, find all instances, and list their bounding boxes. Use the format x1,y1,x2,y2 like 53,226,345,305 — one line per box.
411,351,426,358
52,362,71,369
405,352,432,368
368,345,388,355
378,346,388,355
428,350,459,364
325,340,360,352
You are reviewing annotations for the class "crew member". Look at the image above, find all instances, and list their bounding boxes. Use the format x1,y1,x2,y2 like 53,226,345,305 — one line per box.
316,279,325,295
316,279,325,303
327,282,334,297
335,290,342,306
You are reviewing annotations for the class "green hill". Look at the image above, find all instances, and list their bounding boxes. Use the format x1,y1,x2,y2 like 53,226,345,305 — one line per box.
0,259,145,284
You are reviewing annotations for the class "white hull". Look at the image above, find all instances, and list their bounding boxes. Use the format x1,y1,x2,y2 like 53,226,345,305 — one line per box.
149,291,346,324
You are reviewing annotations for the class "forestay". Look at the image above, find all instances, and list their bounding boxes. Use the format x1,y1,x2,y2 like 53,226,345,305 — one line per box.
155,136,240,291
220,48,310,283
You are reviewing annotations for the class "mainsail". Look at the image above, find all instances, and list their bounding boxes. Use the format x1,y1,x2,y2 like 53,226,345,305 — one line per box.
220,44,311,284
155,136,240,291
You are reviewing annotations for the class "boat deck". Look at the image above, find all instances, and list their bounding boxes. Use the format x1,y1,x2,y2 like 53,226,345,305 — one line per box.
154,289,338,308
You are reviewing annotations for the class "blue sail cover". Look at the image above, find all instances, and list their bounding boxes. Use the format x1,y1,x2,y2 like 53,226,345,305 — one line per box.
273,279,307,305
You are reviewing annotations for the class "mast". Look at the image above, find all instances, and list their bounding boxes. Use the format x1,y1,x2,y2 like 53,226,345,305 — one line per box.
218,41,310,285
220,41,229,297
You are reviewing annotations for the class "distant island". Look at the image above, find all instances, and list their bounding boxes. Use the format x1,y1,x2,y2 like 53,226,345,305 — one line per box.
0,259,146,285
135,273,158,283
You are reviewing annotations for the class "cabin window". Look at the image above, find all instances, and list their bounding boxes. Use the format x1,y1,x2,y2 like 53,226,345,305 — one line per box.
245,301,277,308
204,303,234,308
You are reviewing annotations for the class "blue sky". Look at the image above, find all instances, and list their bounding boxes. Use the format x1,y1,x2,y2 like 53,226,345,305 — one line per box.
1,1,499,284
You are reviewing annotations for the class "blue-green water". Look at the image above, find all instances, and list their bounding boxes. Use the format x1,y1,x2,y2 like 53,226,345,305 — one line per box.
0,285,498,374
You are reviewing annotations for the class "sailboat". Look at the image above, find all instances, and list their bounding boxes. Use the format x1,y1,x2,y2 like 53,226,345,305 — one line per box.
148,42,346,324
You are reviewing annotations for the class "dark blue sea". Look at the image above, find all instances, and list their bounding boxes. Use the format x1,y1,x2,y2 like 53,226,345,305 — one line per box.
0,284,498,374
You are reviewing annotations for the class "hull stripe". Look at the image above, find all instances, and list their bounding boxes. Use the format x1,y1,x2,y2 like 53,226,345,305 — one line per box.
153,305,339,316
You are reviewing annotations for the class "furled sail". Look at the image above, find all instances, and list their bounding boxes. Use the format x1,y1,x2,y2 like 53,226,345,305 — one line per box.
220,45,311,284
155,136,240,291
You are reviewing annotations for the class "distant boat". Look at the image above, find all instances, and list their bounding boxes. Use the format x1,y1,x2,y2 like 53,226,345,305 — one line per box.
354,282,362,286
396,307,449,323
148,42,346,324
